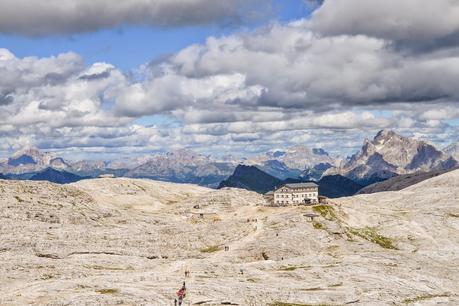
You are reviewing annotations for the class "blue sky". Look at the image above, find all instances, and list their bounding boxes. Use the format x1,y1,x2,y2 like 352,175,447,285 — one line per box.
0,0,312,71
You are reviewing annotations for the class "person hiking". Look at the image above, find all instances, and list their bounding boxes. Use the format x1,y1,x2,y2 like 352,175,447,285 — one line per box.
176,282,186,306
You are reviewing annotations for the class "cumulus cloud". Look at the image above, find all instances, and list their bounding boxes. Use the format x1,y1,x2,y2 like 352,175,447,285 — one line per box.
114,72,263,117
310,0,459,50
0,50,132,141
113,21,459,118
0,0,267,36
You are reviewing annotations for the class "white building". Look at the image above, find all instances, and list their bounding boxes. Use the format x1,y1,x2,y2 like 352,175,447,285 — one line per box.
269,183,319,206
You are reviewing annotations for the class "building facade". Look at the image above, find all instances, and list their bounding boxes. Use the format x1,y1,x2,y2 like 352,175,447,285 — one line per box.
270,183,319,206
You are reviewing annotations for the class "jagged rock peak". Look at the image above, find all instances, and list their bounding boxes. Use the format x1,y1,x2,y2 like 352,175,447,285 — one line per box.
445,142,459,160
337,130,457,184
12,147,47,158
375,129,397,139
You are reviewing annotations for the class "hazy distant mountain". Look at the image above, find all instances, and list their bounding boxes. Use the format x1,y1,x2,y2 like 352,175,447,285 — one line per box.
1,148,56,174
247,145,337,180
106,156,154,170
328,130,458,185
255,160,302,180
0,148,72,175
357,167,459,195
30,168,86,184
69,160,108,177
126,149,235,187
49,157,70,170
300,162,334,181
445,142,459,161
0,148,234,186
250,145,336,169
8,154,36,167
218,164,362,198
8,148,53,166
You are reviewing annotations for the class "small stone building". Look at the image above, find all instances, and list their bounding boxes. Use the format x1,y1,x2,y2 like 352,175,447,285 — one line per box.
268,183,319,206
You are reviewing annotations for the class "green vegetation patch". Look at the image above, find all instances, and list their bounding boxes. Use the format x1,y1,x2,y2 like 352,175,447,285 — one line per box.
402,293,449,304
96,288,119,294
14,195,24,203
312,221,323,229
346,227,398,250
312,205,338,221
300,287,323,291
84,265,132,271
279,266,297,271
133,183,146,192
200,245,221,253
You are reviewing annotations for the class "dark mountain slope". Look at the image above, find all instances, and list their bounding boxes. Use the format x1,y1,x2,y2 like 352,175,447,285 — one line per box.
8,154,36,167
218,165,283,194
357,167,459,194
30,168,87,184
318,175,364,198
218,165,362,198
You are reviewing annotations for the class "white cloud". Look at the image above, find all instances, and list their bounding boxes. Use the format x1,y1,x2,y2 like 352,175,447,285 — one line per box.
310,0,459,49
114,72,263,117
2,0,459,158
114,20,459,118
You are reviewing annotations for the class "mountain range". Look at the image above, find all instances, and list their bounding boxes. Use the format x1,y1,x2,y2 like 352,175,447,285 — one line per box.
0,130,458,190
124,150,234,187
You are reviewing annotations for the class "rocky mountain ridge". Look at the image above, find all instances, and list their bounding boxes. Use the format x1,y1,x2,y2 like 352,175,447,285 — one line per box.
445,142,459,161
327,130,458,185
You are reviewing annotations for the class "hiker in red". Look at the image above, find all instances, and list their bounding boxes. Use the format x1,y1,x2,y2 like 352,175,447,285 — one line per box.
176,282,186,306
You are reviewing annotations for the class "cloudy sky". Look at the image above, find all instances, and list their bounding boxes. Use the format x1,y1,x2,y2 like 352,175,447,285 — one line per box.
0,0,458,160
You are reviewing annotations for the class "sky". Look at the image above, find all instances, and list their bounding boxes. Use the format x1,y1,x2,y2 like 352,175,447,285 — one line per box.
0,0,458,160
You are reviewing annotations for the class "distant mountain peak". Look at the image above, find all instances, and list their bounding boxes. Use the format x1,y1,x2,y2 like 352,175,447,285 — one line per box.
312,148,329,156
375,129,397,139
335,130,457,185
12,147,43,158
8,147,55,168
445,141,459,160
